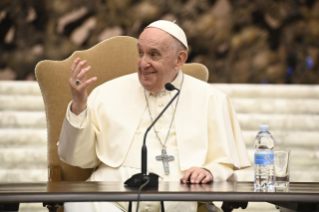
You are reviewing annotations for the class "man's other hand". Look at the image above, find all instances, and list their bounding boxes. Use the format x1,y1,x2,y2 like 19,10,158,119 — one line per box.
180,167,213,184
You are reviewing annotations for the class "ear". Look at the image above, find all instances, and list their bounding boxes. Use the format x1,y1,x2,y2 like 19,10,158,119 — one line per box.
174,51,188,71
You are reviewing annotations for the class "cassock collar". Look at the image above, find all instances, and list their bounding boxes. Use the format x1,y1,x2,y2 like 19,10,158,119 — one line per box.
145,70,182,96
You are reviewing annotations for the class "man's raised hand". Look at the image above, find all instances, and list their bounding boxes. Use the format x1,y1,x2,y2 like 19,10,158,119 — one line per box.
70,58,97,115
180,167,213,184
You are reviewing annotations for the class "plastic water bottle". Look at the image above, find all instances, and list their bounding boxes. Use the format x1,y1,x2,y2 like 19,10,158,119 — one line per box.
254,125,275,190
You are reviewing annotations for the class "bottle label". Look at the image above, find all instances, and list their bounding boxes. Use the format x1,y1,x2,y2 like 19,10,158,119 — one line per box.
254,153,274,165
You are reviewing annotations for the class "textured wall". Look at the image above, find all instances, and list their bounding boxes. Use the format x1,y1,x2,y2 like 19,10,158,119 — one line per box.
0,0,319,83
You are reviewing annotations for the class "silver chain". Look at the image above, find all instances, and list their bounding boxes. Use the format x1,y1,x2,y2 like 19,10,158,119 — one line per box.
143,74,184,149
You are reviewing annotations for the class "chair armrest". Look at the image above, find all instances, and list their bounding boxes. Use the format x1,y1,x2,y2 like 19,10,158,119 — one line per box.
48,165,62,182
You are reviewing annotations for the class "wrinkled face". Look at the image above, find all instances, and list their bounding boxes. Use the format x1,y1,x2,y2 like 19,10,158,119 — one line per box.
137,28,180,92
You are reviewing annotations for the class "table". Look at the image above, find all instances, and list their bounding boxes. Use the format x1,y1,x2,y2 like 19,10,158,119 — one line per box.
0,181,319,212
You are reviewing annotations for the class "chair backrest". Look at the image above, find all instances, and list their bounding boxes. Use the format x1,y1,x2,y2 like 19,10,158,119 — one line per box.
35,36,209,181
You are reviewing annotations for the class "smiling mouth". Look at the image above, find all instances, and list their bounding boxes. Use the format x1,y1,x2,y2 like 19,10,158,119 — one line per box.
143,71,156,75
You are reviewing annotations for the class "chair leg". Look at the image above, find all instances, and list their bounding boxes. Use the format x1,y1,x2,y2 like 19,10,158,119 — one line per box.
221,201,248,212
128,201,132,212
43,202,63,212
46,205,59,212
161,201,165,212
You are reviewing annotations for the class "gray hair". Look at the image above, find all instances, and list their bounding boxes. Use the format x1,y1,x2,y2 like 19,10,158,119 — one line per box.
172,37,188,55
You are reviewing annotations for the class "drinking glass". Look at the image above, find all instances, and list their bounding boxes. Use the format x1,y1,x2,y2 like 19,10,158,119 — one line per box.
274,150,290,188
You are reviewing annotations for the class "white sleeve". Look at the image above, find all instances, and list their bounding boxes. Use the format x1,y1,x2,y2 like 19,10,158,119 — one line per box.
68,102,88,128
58,101,98,168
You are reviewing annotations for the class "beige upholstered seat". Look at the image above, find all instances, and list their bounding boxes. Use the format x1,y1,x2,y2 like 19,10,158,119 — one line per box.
35,36,209,182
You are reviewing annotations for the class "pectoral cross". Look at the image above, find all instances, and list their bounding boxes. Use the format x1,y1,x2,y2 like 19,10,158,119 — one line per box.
156,149,174,175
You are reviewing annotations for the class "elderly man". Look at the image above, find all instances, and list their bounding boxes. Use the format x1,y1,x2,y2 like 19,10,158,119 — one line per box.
58,20,250,212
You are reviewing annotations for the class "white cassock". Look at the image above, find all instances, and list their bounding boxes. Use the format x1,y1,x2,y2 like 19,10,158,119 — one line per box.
58,70,251,212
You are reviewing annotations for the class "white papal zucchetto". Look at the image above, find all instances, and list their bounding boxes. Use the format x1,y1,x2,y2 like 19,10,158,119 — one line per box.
146,20,188,50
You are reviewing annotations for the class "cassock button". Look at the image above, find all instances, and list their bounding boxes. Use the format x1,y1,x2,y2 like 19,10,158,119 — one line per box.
158,103,164,107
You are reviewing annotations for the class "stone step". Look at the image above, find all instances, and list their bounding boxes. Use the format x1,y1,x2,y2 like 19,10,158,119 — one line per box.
238,113,319,131
0,111,46,128
0,95,44,111
1,82,319,99
2,128,318,149
1,110,319,131
231,98,319,114
2,94,319,115
0,82,41,95
0,129,47,147
19,203,47,212
0,148,47,168
242,130,319,148
212,84,319,99
0,169,47,182
0,146,315,171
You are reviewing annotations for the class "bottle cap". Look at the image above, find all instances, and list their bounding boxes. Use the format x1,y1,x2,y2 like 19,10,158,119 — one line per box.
259,124,269,131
